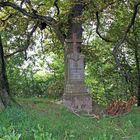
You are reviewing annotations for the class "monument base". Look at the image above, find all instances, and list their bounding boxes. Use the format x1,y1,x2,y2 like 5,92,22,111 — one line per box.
63,93,92,113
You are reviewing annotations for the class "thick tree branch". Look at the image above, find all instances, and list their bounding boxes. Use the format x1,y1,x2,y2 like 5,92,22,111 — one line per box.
0,1,65,46
5,22,39,58
112,2,140,77
54,0,60,15
95,1,137,43
113,2,140,55
0,2,55,26
95,11,114,42
86,0,116,42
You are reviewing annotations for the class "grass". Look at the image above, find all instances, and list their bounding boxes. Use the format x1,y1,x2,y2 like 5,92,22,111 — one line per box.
0,97,140,140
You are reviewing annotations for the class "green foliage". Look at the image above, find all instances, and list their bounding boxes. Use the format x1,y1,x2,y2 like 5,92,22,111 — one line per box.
0,106,55,139
82,29,139,104
0,125,21,140
33,125,55,140
0,124,56,140
1,0,140,105
47,79,64,99
6,52,64,98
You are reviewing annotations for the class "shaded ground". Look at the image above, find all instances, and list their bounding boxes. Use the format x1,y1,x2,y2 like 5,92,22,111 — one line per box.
0,97,140,140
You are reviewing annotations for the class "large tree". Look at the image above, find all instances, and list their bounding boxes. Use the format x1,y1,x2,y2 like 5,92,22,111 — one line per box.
0,34,13,110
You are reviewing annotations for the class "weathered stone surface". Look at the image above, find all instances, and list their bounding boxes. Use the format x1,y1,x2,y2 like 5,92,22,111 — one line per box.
63,94,92,113
67,53,84,81
65,83,87,94
64,52,92,112
63,32,92,113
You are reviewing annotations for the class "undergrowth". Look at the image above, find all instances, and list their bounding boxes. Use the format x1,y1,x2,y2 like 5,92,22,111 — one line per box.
0,98,139,140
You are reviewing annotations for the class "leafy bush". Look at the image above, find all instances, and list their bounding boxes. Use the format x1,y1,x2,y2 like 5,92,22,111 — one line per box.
0,125,21,140
47,79,64,99
7,53,64,99
0,125,56,140
32,124,55,140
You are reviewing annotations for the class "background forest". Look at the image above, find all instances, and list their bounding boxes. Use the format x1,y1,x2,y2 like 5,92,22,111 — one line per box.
0,0,140,105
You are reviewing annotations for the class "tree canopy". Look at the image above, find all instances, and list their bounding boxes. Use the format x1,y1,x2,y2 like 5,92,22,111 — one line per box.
0,0,140,106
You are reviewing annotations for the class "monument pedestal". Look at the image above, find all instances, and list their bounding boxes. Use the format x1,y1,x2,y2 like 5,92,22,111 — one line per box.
63,52,92,113
63,92,92,113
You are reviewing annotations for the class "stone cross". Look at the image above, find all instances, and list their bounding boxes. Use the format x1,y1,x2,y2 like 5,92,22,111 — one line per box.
63,33,92,113
65,33,82,54
72,33,78,54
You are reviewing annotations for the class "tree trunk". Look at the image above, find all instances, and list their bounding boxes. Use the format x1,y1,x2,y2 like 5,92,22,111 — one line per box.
134,45,140,106
67,0,83,43
0,34,13,111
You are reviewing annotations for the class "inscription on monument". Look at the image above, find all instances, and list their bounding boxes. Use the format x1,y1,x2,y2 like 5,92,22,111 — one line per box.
68,53,84,81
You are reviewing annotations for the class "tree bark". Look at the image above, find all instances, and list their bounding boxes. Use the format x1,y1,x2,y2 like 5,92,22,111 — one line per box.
67,0,83,37
134,45,140,106
0,34,13,111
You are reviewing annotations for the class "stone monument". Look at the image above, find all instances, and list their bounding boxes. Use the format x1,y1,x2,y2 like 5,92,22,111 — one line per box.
63,33,92,113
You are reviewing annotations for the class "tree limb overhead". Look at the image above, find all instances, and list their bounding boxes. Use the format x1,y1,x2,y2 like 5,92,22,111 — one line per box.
0,2,55,25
